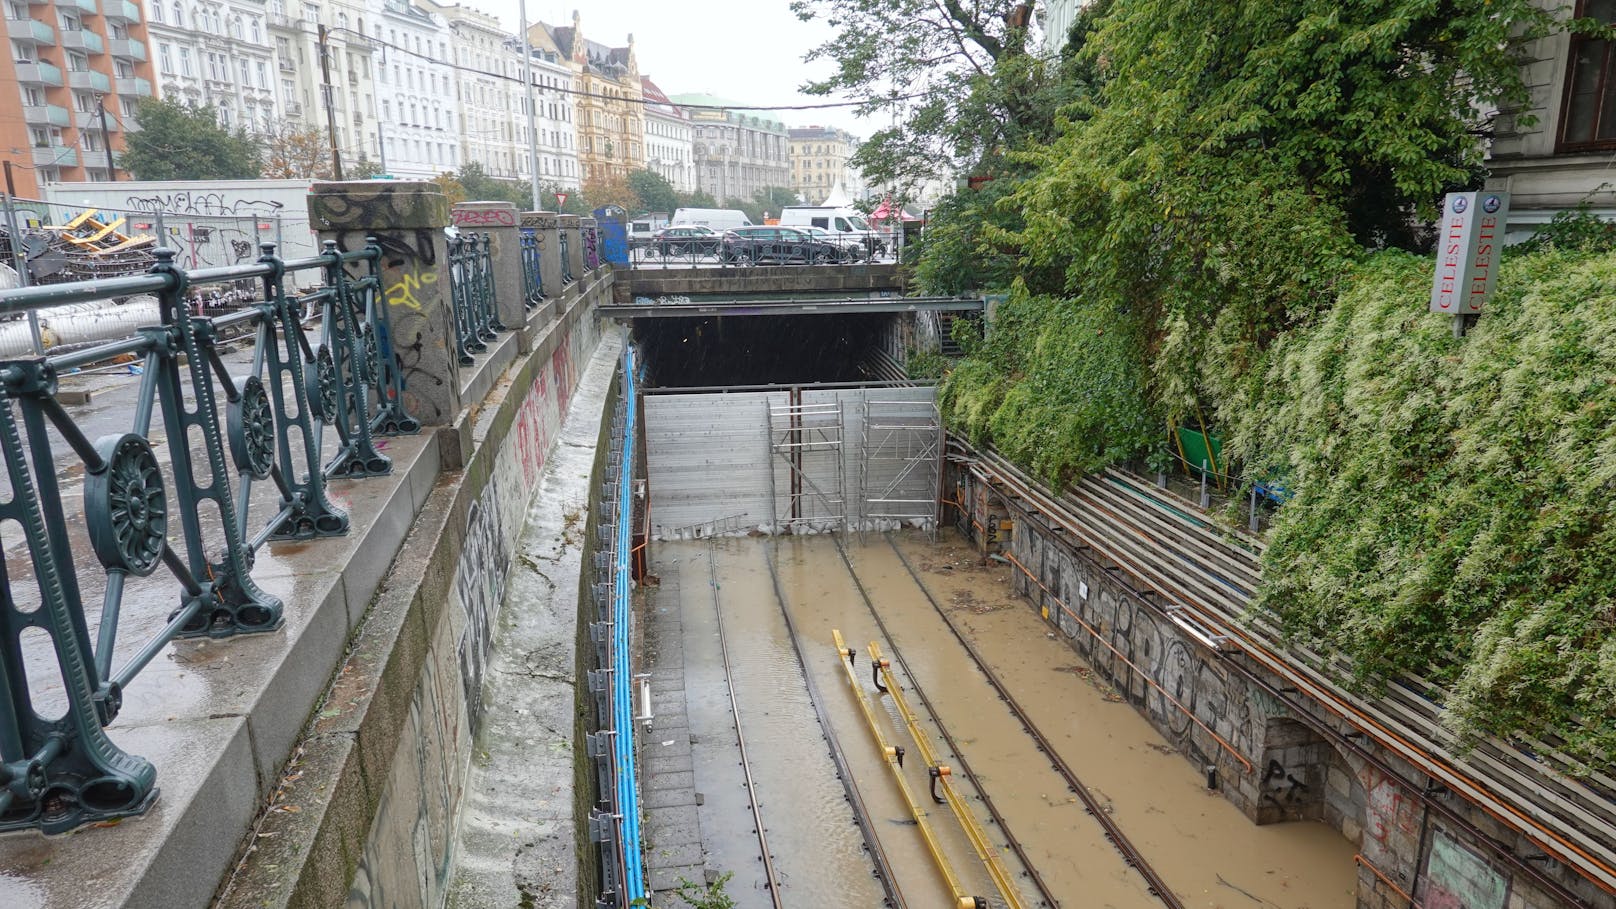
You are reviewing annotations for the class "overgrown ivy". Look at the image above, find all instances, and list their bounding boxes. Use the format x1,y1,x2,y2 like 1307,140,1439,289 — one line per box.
1230,249,1616,768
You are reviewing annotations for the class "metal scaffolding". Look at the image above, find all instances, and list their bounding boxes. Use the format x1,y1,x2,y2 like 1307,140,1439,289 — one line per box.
859,395,943,532
768,391,847,535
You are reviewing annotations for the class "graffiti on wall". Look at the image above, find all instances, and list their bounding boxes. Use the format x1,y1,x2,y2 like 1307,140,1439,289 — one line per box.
124,191,286,217
349,313,599,908
1425,829,1510,909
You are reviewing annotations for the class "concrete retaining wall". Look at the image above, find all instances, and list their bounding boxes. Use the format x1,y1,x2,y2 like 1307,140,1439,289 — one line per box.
214,271,610,909
948,464,1603,909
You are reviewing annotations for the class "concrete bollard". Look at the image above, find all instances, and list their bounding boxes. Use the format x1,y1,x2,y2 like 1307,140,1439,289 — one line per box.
308,180,460,426
524,210,564,300
559,214,585,282
452,200,525,335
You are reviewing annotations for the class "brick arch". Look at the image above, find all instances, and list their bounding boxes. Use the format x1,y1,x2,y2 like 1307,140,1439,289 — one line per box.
1257,716,1365,842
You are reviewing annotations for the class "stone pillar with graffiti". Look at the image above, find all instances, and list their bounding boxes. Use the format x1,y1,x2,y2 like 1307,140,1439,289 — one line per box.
524,211,563,303
453,200,525,339
559,214,585,282
308,180,460,426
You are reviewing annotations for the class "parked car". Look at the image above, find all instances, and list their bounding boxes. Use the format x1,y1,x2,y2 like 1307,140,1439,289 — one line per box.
721,226,842,265
645,225,722,257
778,205,886,257
802,226,861,262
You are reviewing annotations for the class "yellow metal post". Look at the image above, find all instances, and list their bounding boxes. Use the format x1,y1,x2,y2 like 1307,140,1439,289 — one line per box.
869,641,1027,909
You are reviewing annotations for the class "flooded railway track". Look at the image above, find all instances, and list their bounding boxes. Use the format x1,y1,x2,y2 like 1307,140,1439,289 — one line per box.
876,537,1183,909
705,544,787,908
674,533,1356,909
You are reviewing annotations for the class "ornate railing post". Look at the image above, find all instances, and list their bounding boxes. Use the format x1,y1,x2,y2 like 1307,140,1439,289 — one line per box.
559,214,581,286
146,249,284,638
0,357,160,833
248,243,351,538
454,201,525,335
308,181,460,426
316,241,392,478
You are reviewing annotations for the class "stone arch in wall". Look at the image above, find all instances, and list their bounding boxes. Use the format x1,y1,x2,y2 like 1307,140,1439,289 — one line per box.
1257,716,1364,844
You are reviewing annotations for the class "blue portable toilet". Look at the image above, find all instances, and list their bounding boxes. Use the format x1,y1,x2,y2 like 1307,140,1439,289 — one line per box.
593,204,629,265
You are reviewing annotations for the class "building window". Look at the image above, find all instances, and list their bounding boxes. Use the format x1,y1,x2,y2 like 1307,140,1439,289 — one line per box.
1561,0,1616,150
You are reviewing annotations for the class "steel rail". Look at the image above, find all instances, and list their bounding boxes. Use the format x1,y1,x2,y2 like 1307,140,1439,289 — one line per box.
956,444,1614,904
867,640,1029,909
832,628,982,909
704,543,786,908
880,537,1186,909
760,542,909,909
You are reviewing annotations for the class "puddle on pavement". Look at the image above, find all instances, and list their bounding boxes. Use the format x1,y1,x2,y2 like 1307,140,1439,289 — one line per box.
650,532,1357,909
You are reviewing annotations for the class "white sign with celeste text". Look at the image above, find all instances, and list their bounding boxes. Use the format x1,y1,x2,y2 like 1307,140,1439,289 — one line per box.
1430,191,1508,315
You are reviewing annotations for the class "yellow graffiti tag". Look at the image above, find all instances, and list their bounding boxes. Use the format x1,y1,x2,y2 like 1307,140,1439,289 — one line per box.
386,268,438,311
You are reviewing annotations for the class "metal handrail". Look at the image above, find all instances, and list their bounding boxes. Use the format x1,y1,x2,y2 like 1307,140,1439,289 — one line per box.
446,232,502,367
519,228,544,310
0,238,417,835
559,228,575,286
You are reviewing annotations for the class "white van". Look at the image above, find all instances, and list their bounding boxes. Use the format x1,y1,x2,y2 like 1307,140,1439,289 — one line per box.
671,208,752,231
777,206,886,258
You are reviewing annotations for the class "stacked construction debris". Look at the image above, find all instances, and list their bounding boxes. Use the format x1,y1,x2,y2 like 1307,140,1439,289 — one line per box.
0,209,157,285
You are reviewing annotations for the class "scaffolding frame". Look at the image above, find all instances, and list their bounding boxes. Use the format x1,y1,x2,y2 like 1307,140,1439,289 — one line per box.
860,396,944,536
767,390,848,535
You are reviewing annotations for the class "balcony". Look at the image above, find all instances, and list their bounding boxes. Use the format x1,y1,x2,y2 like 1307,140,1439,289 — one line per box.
59,28,104,54
22,104,69,127
5,16,54,42
114,75,150,96
267,11,307,32
32,145,79,168
107,37,144,61
285,101,303,118
15,61,64,86
68,68,111,92
278,57,293,72
69,0,97,14
102,0,137,22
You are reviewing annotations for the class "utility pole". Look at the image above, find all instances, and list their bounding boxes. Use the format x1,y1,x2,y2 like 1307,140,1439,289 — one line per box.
377,123,387,175
519,0,541,211
96,95,116,179
317,24,344,180
2,161,15,196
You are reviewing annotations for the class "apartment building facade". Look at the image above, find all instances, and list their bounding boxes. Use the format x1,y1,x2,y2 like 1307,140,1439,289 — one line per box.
373,0,453,178
0,0,156,194
147,0,277,132
266,0,379,171
788,124,863,205
674,93,789,205
531,11,640,184
640,75,689,192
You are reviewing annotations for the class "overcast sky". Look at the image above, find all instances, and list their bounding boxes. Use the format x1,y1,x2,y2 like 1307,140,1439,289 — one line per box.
476,0,870,135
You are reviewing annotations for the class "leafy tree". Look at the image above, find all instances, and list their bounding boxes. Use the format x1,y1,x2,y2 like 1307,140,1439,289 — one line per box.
582,171,636,211
677,189,717,209
347,156,382,180
260,122,332,180
795,0,1074,193
627,168,678,215
122,99,260,181
753,186,801,221
432,172,467,205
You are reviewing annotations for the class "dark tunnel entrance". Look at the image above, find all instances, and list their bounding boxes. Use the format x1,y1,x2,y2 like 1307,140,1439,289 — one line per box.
632,313,898,387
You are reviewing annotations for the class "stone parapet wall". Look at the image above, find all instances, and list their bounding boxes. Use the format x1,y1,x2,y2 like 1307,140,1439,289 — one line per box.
214,269,612,909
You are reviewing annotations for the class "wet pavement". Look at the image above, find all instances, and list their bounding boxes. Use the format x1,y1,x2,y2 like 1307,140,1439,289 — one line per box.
643,532,1358,909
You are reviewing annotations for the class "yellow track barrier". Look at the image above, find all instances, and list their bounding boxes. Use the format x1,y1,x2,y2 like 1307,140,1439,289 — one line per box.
832,630,985,909
868,640,1027,909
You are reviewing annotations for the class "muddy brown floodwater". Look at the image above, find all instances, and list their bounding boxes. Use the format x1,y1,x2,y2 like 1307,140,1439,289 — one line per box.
649,531,1357,909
